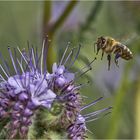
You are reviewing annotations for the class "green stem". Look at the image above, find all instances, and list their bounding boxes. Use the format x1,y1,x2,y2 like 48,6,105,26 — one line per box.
42,0,54,72
42,0,51,37
106,63,132,139
45,0,78,72
49,0,78,36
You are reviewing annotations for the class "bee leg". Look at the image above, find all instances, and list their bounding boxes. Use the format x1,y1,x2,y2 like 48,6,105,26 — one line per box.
101,51,104,60
107,54,111,70
114,59,119,68
114,53,120,68
96,47,100,55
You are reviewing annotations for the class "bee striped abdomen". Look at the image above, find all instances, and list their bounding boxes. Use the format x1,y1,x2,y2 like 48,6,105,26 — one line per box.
121,46,133,60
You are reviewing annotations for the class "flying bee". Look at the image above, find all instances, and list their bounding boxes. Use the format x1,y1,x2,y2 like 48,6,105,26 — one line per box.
94,36,133,70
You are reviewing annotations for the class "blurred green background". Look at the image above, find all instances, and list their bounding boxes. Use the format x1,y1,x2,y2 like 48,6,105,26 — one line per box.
0,1,140,139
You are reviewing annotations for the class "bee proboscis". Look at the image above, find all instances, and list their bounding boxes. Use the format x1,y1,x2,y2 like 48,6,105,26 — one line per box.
94,36,133,70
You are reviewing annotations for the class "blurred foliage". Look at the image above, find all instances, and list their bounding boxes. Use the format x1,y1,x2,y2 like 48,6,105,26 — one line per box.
0,1,140,139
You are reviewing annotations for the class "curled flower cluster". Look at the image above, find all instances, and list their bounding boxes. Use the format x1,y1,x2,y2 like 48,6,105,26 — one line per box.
0,40,111,139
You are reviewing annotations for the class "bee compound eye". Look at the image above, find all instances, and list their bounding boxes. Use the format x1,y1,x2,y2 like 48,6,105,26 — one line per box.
102,39,105,43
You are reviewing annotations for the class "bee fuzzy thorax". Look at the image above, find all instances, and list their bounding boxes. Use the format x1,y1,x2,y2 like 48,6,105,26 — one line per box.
95,36,133,70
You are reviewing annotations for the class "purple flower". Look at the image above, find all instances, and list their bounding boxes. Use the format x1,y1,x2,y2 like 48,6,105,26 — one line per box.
0,43,57,138
57,92,111,140
67,114,87,140
0,40,111,139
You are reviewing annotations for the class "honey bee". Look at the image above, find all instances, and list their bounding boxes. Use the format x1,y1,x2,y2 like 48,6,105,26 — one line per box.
94,36,133,70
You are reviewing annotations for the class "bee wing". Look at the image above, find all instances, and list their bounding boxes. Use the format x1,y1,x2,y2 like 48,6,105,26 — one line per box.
119,32,139,46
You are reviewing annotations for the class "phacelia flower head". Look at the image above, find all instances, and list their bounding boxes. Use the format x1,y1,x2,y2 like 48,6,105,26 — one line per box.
0,39,111,139
0,42,57,138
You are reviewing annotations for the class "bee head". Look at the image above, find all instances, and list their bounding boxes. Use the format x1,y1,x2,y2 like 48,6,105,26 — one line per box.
98,36,106,46
96,36,106,54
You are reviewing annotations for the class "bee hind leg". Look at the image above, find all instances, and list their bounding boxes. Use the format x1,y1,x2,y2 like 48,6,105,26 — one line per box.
107,54,111,70
114,59,119,68
114,53,120,68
